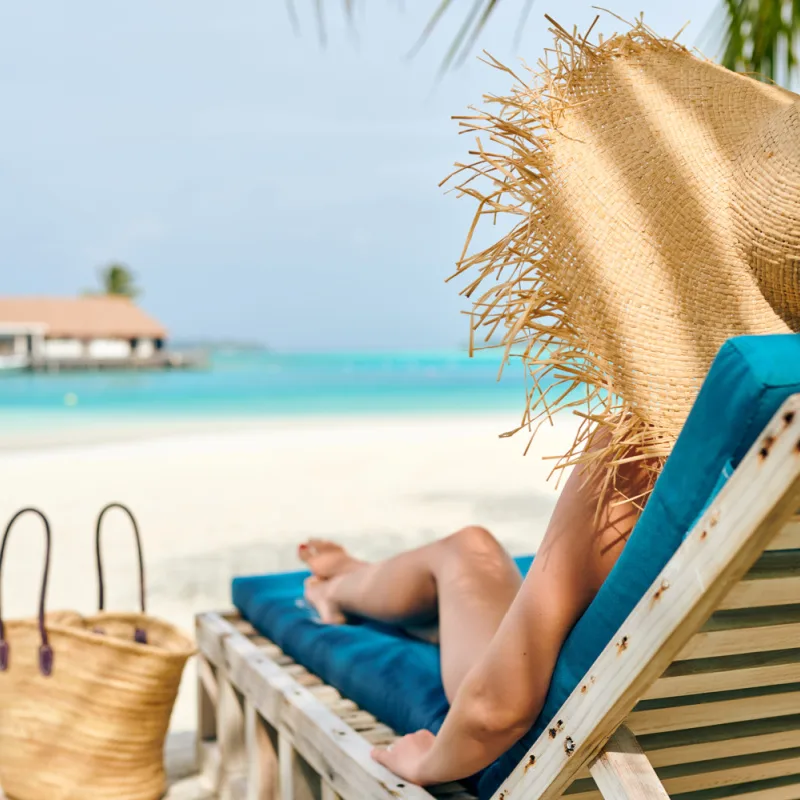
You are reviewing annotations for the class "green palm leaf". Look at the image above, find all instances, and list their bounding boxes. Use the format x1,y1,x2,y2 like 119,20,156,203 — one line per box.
715,0,799,81
297,0,798,86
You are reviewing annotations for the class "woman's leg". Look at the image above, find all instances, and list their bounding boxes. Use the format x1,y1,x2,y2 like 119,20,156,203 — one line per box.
301,441,651,705
301,527,522,703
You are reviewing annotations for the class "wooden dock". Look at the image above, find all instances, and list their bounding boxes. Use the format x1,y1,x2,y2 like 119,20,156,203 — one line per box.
24,351,208,372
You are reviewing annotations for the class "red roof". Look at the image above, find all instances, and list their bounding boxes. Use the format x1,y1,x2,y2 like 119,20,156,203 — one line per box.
0,296,167,339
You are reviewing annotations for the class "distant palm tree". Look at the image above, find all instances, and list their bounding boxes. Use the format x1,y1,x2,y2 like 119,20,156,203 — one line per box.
98,262,140,298
301,0,799,85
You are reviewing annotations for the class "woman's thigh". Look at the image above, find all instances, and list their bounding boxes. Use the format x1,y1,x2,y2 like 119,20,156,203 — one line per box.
432,526,523,702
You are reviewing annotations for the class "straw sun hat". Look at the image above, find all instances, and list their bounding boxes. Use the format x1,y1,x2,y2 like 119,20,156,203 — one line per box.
449,13,800,500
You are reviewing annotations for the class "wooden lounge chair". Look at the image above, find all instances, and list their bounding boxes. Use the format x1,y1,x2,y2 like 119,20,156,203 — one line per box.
196,340,800,800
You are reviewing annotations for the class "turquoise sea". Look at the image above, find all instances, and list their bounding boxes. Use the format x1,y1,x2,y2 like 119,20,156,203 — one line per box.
0,350,534,423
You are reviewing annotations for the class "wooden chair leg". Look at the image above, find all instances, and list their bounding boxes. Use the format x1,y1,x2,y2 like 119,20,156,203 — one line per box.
278,732,322,800
245,699,279,800
589,726,669,799
197,654,220,789
218,675,248,799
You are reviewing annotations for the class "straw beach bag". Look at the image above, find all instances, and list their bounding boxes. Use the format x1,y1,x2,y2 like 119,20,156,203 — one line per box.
89,502,152,645
0,507,195,800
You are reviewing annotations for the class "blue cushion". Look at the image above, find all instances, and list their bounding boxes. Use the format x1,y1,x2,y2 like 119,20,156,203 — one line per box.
233,553,535,741
233,334,800,800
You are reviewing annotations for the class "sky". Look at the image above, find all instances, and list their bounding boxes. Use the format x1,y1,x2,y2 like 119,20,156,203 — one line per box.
0,1,722,350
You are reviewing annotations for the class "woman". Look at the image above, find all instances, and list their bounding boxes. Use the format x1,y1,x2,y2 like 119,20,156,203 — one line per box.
298,12,800,788
298,437,651,787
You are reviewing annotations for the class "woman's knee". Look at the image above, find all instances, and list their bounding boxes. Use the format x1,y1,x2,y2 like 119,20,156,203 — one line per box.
436,525,519,591
443,525,507,564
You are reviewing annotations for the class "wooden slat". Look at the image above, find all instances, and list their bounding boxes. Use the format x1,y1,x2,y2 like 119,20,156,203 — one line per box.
691,785,800,800
671,774,800,799
768,519,800,550
489,395,800,800
718,550,800,609
742,552,800,580
571,749,800,799
646,650,800,699
196,612,436,800
361,725,397,746
662,752,800,796
285,665,324,688
680,622,800,660
308,686,344,705
640,717,800,770
628,686,800,735
588,726,669,798
339,710,378,729
566,782,800,800
234,618,259,637
647,732,800,771
718,577,800,610
252,636,282,653
678,604,800,660
576,718,800,779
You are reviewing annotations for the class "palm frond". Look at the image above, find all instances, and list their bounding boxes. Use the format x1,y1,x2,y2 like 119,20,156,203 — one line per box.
440,0,487,72
287,0,356,46
406,0,459,60
712,0,799,82
452,0,500,68
285,0,301,36
295,0,528,70
314,0,326,47
413,0,530,71
292,1,797,86
514,0,536,48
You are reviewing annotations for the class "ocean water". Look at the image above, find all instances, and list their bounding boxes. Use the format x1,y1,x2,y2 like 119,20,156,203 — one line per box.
0,350,537,424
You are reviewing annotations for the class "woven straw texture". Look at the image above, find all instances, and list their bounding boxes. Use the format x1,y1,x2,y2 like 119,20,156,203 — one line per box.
0,614,194,800
0,506,195,800
449,16,800,495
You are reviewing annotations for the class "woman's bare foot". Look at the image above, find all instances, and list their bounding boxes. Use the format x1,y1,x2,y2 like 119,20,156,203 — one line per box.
299,539,440,641
298,539,365,579
304,576,347,624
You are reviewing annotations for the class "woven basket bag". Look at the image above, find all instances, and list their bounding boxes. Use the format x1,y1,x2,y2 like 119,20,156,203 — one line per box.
0,507,195,800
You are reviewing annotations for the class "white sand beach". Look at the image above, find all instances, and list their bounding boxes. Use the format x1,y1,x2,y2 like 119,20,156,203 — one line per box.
0,411,580,738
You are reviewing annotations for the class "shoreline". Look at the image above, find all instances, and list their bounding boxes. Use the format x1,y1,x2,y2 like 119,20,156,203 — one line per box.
0,406,567,453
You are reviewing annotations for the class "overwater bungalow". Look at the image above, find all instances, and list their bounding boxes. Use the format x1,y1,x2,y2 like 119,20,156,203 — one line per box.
0,296,203,371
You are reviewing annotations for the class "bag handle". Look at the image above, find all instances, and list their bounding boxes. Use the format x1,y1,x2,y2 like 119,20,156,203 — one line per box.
95,503,147,644
0,508,54,676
